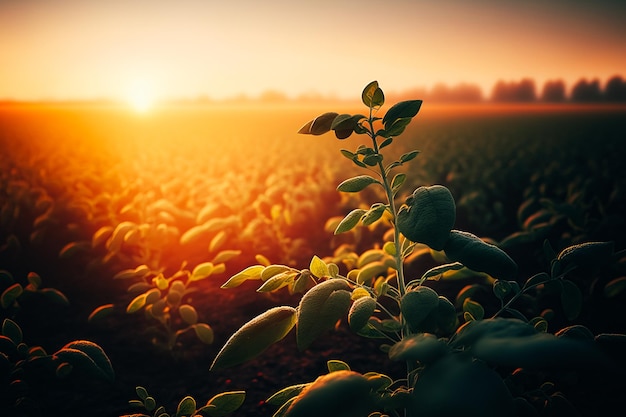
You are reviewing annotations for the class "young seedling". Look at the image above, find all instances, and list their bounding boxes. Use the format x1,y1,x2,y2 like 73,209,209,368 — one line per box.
210,81,622,417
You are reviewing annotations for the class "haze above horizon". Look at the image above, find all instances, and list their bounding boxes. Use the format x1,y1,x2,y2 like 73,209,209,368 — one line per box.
1,0,625,103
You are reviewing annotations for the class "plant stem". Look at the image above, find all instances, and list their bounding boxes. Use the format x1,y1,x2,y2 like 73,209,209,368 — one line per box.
367,112,415,393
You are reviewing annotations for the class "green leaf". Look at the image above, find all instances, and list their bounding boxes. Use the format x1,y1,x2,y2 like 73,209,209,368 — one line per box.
396,185,456,251
557,241,614,270
420,262,464,282
221,265,264,288
285,371,376,417
379,137,393,149
391,173,406,194
443,230,518,280
492,280,512,301
191,262,215,281
55,342,115,382
385,118,412,137
1,283,23,308
382,100,422,128
327,359,351,372
200,391,246,417
463,298,485,321
136,386,149,400
310,256,330,278
348,296,377,332
179,304,198,325
336,175,380,193
194,323,215,344
62,340,114,381
362,81,384,108
88,304,115,323
334,209,366,234
560,280,582,320
362,153,383,166
40,288,70,306
257,271,297,292
266,384,310,406
2,319,23,344
210,306,297,370
453,318,607,369
297,279,352,350
361,204,386,227
145,396,157,412
176,396,196,417
126,293,147,313
298,112,339,135
388,333,449,364
340,149,355,160
401,286,439,330
211,249,241,264
399,150,420,163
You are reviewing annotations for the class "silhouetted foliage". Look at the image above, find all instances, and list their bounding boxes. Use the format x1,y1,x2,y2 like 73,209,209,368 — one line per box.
604,75,626,102
571,78,603,102
491,78,536,102
541,79,566,102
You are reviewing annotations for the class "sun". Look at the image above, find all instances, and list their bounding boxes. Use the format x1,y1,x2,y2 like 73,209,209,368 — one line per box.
125,79,157,113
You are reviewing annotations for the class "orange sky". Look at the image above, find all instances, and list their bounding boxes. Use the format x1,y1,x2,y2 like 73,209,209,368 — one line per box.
1,0,625,102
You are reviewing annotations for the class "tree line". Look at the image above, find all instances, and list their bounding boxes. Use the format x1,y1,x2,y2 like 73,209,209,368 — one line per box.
491,75,626,103
390,75,626,103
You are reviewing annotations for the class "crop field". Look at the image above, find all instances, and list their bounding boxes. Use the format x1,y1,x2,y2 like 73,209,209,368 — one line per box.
1,102,626,416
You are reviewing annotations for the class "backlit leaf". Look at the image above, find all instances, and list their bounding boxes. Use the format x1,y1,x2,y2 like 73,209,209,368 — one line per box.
336,175,380,193
284,370,376,417
334,209,366,234
348,296,377,332
1,283,23,308
266,384,310,406
88,304,115,323
194,323,215,344
126,293,147,313
327,359,351,372
176,396,196,417
310,256,329,278
201,391,246,417
221,265,264,288
211,249,241,264
297,279,352,350
210,306,297,370
2,319,23,344
298,112,338,135
179,304,198,325
557,241,614,270
362,81,384,108
191,262,215,281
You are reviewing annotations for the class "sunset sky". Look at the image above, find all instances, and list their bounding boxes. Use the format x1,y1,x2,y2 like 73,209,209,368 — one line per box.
1,0,625,102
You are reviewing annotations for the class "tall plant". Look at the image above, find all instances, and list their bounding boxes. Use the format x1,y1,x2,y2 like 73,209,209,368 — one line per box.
209,81,616,417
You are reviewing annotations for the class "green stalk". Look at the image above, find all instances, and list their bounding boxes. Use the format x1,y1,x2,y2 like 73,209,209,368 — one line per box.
367,111,415,395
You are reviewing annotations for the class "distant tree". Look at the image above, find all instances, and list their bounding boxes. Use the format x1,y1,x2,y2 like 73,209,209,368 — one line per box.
541,79,566,102
491,78,536,102
604,75,626,101
426,83,483,102
571,78,602,102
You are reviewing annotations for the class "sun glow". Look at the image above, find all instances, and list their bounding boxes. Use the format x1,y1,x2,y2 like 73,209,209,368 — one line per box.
125,80,157,113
